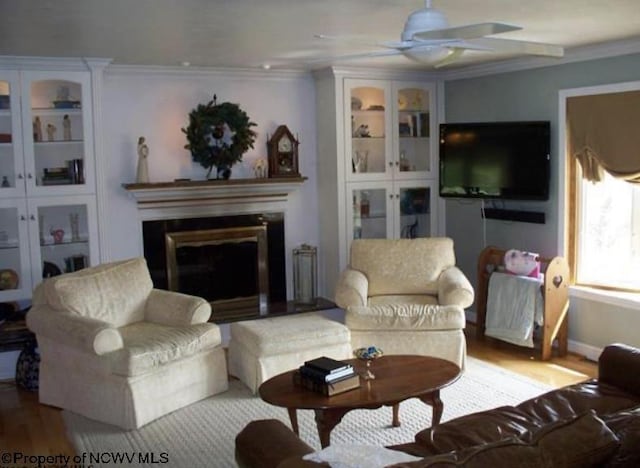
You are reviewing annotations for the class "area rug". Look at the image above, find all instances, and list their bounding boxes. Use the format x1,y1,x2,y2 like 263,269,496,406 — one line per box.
63,357,553,468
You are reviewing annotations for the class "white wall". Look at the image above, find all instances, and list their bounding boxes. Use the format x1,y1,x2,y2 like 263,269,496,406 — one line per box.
100,67,321,295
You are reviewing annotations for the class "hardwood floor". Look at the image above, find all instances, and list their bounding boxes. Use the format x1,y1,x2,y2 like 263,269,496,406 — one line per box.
0,328,597,456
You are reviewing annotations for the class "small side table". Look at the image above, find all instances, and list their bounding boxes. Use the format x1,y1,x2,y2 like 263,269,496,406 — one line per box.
0,319,35,352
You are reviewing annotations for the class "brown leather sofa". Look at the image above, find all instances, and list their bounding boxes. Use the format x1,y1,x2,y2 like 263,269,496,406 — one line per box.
235,343,640,467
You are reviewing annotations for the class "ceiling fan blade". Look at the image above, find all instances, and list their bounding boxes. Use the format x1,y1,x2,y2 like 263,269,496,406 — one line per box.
471,37,564,57
314,34,383,48
433,48,465,68
414,22,521,41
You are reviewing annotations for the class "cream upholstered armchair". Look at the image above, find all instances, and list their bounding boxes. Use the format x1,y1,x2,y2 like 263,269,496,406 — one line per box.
26,257,228,430
335,238,474,367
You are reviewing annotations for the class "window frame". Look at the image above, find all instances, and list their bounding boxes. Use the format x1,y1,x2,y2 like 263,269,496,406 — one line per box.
559,80,640,295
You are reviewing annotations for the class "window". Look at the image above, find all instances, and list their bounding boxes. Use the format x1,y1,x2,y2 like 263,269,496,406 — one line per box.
575,171,640,291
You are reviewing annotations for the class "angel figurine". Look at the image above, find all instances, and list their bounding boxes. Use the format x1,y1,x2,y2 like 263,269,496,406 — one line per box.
136,136,150,183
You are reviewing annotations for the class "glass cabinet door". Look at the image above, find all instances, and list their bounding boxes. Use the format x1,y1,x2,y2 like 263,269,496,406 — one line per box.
0,71,25,198
394,83,435,178
346,80,392,181
348,184,392,240
21,71,94,196
397,182,435,239
0,199,32,301
28,196,98,288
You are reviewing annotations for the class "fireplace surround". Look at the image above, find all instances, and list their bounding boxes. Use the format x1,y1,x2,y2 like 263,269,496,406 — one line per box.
123,178,308,323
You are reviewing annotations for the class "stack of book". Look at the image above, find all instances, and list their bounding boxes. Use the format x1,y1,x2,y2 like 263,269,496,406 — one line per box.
42,167,72,185
294,356,360,396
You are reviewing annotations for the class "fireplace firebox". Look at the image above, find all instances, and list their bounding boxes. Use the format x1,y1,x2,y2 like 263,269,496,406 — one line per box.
143,213,286,322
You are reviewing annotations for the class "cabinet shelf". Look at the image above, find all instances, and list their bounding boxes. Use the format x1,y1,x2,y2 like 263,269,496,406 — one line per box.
0,243,19,250
34,139,83,146
32,108,82,116
40,238,88,247
352,109,385,115
352,136,385,140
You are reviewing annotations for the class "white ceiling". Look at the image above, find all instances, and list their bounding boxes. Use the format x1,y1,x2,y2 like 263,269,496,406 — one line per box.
2,0,640,71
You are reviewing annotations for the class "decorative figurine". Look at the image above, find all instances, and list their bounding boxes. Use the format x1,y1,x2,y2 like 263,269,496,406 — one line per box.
136,136,150,183
33,116,42,142
253,158,268,178
63,114,71,140
46,123,57,141
1,176,9,188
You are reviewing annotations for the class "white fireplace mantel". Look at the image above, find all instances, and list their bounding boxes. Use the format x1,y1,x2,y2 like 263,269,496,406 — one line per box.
122,177,307,220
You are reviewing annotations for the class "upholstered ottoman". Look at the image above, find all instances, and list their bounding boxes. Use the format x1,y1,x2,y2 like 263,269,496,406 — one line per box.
228,313,352,393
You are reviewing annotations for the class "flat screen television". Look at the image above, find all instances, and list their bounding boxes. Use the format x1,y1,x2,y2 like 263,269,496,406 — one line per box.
439,121,550,200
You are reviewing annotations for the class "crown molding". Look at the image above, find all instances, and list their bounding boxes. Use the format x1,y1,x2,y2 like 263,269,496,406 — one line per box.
312,65,440,82
106,63,310,81
439,36,640,81
0,55,112,71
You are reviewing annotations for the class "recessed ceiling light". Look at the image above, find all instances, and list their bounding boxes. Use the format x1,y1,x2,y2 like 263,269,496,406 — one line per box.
261,63,271,70
181,61,191,67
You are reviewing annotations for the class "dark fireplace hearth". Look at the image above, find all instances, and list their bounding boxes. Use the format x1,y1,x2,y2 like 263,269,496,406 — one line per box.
142,213,286,322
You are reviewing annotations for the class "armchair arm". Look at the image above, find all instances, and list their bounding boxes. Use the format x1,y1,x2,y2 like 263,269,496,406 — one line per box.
26,305,123,355
437,266,474,308
145,289,211,326
335,269,369,309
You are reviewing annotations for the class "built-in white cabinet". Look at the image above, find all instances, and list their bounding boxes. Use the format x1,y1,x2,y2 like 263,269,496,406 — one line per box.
315,70,439,297
0,60,106,302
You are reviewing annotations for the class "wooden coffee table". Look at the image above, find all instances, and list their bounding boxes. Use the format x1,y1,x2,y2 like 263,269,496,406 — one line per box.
258,355,461,448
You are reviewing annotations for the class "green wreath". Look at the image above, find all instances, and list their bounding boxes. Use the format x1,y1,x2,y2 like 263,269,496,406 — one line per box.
182,96,257,178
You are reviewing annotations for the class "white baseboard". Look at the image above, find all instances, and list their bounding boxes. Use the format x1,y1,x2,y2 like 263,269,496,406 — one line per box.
0,351,20,380
567,340,603,362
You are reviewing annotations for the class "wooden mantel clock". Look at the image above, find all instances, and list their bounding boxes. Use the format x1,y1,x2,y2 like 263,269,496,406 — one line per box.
267,125,300,178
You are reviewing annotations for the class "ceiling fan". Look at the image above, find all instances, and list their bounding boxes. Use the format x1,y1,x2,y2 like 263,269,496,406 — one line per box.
314,0,564,67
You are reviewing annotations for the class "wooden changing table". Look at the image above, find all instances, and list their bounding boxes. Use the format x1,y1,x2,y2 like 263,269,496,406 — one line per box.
476,246,570,361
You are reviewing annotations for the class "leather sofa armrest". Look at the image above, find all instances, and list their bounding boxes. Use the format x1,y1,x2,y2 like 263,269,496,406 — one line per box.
598,343,640,397
437,266,474,309
145,289,212,326
335,269,368,308
26,305,123,355
235,419,318,468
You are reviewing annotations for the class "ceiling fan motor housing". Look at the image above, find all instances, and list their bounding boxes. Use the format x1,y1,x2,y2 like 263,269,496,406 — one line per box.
402,4,449,41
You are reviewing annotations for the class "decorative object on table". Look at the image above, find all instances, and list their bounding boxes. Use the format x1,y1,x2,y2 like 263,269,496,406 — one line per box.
136,136,150,183
266,125,300,178
42,261,62,278
63,114,71,140
293,244,317,305
33,116,42,142
182,94,257,180
354,346,384,380
46,123,56,141
1,175,9,187
50,227,64,244
69,213,80,241
252,157,268,178
0,269,19,290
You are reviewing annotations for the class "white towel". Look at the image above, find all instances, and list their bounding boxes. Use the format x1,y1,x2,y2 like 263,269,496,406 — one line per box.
485,272,544,348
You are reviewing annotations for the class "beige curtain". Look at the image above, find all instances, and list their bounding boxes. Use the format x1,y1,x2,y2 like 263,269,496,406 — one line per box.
567,90,640,183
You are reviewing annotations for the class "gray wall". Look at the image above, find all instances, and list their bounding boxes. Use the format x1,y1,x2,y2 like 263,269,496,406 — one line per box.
444,52,640,352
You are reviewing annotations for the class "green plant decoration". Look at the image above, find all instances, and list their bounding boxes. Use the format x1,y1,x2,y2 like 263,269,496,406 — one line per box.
182,95,257,179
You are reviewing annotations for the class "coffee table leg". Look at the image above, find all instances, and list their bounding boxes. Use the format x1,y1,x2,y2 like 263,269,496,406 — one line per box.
392,403,400,427
314,408,351,448
418,390,444,425
287,408,299,435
